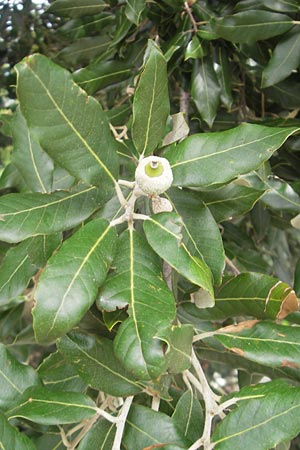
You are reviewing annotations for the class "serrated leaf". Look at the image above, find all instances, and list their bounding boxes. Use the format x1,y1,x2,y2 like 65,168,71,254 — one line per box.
0,185,101,243
211,10,294,43
125,0,146,25
33,219,117,343
191,57,221,128
77,418,116,450
57,332,143,396
212,382,300,450
38,351,86,392
157,324,194,373
189,272,298,321
262,29,300,87
0,413,36,450
47,0,107,18
144,212,214,298
0,240,37,308
167,188,225,285
132,40,170,155
98,229,176,380
123,404,191,449
164,123,299,188
172,391,204,442
73,60,132,95
0,344,40,411
7,386,96,425
11,109,54,193
199,182,265,222
16,54,119,192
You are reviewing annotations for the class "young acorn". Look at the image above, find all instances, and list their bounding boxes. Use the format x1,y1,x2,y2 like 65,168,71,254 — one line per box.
135,156,173,196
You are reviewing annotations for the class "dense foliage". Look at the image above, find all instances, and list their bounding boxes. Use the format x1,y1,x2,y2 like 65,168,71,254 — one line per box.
1,1,300,449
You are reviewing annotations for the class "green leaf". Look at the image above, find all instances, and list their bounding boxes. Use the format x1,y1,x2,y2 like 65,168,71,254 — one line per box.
167,188,225,285
191,57,221,128
265,79,300,109
163,123,299,188
47,0,107,18
125,0,146,25
33,219,117,343
162,113,189,147
132,40,170,155
172,391,204,442
38,351,87,392
73,60,132,95
123,404,191,449
0,185,102,243
215,320,300,370
262,29,300,87
260,176,300,212
57,332,143,396
199,182,265,222
144,212,214,298
11,109,54,193
57,36,111,67
211,11,294,43
188,272,298,321
98,229,176,380
16,54,119,192
212,382,300,450
0,239,37,308
0,344,40,411
215,47,233,110
185,36,205,60
7,386,96,425
77,419,116,450
157,324,194,373
27,234,62,268
0,413,36,450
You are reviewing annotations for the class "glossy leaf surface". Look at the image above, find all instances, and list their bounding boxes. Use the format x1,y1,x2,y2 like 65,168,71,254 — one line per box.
0,185,102,243
77,419,116,450
0,413,36,450
132,40,170,155
16,54,119,191
172,391,204,442
98,229,175,380
144,212,214,298
33,219,117,343
7,386,96,425
57,332,143,396
164,123,298,187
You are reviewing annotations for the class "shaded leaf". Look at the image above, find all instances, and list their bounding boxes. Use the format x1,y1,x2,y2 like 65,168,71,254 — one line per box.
199,182,265,222
164,123,299,187
167,188,225,285
185,36,205,60
16,54,119,192
125,0,146,25
172,391,204,442
183,272,298,321
38,351,86,392
57,36,111,67
262,28,300,87
132,40,170,155
33,219,117,343
57,332,143,396
11,109,54,193
0,413,36,450
212,382,300,450
157,324,194,373
191,57,221,128
0,185,102,243
211,11,294,43
144,212,214,298
77,418,116,450
123,404,191,449
47,0,107,18
0,344,40,411
7,386,96,425
98,229,176,380
162,113,189,147
215,47,233,110
73,60,132,95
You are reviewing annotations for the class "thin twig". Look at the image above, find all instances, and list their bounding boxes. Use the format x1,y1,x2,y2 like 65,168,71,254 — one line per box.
184,1,198,33
112,396,134,450
225,256,240,275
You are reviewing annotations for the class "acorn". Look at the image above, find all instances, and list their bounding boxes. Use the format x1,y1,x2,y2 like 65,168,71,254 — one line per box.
135,156,173,195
